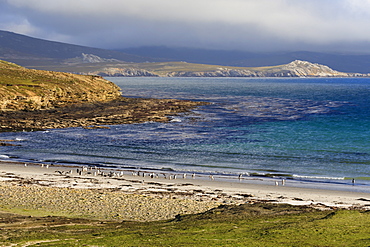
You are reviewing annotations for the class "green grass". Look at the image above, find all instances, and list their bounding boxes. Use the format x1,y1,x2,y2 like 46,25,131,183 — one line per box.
1,203,370,246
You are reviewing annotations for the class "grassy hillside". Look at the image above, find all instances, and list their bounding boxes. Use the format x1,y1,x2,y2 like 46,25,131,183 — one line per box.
1,203,369,246
0,60,121,111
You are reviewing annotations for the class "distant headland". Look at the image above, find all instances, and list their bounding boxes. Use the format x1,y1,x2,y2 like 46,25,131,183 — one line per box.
89,59,369,78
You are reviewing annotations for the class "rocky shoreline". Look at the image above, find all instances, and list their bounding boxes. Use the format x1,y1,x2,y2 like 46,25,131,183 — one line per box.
0,97,206,132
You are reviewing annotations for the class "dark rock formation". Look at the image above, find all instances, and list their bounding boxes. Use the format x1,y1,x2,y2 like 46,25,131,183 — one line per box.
0,97,207,132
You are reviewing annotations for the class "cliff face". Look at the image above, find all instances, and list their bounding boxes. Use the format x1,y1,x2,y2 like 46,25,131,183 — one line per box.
0,60,121,111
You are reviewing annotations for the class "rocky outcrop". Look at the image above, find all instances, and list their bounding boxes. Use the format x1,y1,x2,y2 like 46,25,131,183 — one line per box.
81,53,117,63
166,60,369,77
65,53,122,64
93,67,158,77
278,60,351,77
167,68,260,77
0,97,207,131
0,60,121,112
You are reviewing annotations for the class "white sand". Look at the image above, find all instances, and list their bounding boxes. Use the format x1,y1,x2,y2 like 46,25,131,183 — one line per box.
1,161,370,212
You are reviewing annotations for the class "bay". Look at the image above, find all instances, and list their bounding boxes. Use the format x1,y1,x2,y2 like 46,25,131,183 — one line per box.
1,77,370,189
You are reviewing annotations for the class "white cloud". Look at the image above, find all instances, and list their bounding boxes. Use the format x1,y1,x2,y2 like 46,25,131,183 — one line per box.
345,0,370,14
0,18,36,35
2,0,370,51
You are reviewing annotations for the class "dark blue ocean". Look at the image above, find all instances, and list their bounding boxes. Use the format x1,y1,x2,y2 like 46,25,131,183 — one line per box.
1,77,370,189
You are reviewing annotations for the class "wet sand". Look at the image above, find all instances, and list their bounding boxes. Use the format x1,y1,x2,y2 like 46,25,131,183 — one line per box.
1,161,370,221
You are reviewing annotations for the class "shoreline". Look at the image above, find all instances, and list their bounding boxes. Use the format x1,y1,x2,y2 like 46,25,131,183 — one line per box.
2,157,368,193
1,160,370,222
0,97,206,132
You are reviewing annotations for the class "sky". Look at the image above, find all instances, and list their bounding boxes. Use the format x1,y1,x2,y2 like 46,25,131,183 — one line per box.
1,0,370,53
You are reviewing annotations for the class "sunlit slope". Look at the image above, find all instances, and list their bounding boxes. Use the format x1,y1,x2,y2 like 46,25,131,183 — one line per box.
0,60,121,111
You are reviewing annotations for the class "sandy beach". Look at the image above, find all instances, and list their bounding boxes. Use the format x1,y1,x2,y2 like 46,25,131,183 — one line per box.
1,161,370,222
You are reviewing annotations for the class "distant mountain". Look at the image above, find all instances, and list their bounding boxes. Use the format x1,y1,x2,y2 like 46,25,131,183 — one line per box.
1,30,369,75
120,46,370,73
0,30,161,67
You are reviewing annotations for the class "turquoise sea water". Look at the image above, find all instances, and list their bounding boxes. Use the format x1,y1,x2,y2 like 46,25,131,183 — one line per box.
1,77,370,189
